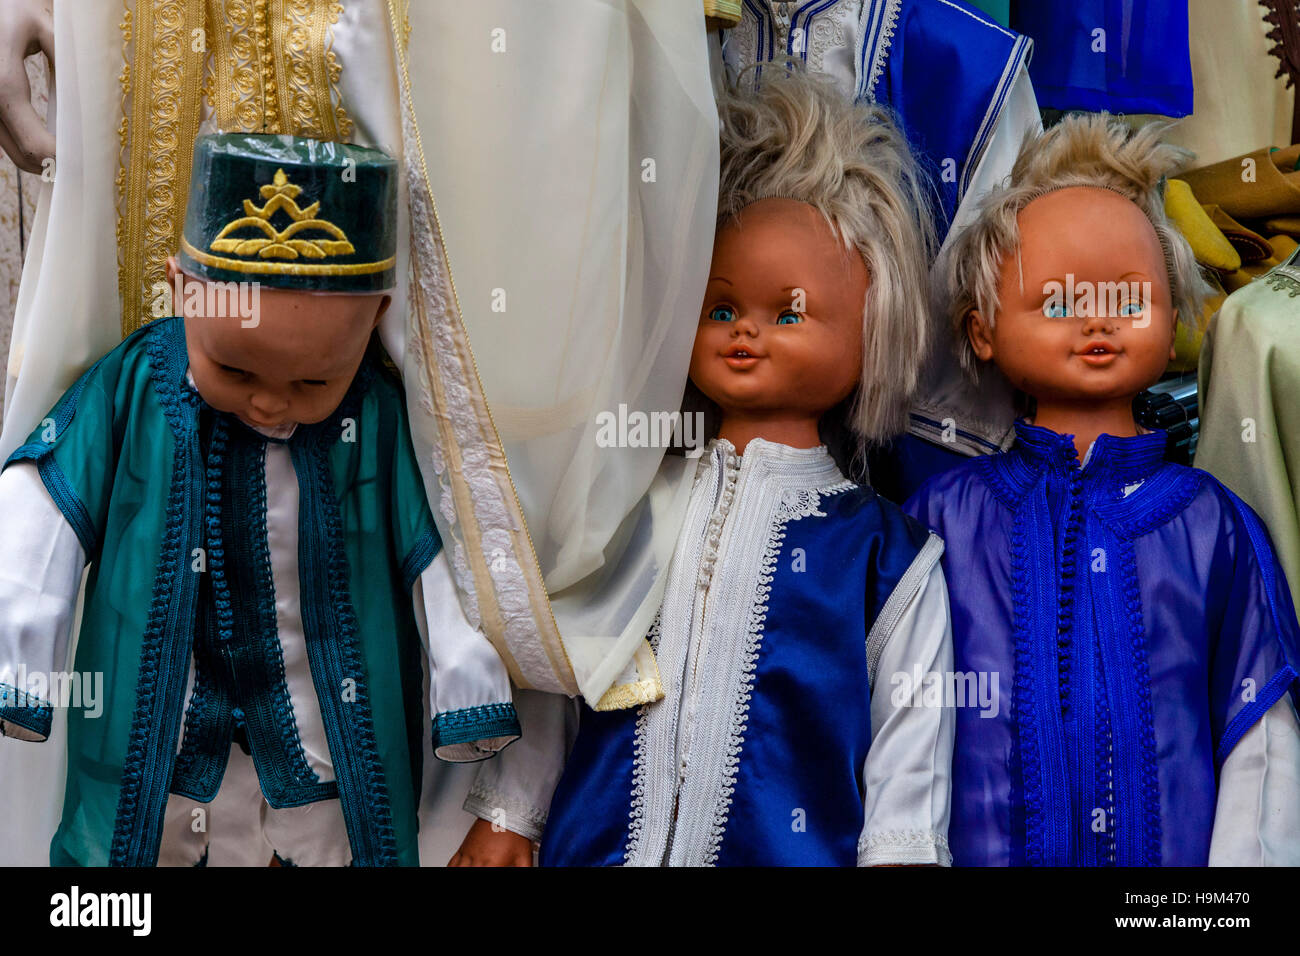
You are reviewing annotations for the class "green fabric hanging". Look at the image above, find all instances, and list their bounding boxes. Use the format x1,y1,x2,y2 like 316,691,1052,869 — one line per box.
968,0,1009,27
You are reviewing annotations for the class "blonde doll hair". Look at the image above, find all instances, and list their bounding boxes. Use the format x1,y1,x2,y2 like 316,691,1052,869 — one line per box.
943,112,1214,374
715,67,936,446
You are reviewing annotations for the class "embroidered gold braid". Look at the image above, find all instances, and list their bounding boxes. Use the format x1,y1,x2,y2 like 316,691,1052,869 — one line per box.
703,0,742,29
118,0,356,336
203,0,352,139
117,0,208,337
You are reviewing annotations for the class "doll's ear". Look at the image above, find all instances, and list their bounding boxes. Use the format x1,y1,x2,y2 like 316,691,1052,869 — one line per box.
372,294,392,329
966,309,995,362
1168,308,1179,360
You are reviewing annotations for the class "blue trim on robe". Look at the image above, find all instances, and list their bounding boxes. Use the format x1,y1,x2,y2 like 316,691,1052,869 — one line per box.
171,416,338,809
400,527,442,593
726,0,1030,241
857,0,1031,236
541,483,932,866
431,702,522,752
905,421,1300,866
0,681,54,739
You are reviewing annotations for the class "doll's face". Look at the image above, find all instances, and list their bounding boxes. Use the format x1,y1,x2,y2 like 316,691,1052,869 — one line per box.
169,258,389,431
967,187,1176,406
690,198,867,428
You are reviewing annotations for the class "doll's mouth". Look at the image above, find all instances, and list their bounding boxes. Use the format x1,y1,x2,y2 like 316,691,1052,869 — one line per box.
1075,341,1120,365
242,413,287,430
721,345,764,368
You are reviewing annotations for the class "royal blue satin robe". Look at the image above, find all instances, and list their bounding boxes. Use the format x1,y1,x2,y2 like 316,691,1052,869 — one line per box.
905,422,1300,866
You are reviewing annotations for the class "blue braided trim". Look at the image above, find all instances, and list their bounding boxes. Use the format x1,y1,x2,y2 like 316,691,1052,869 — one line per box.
2,342,107,467
1216,666,1300,769
1008,498,1044,866
1055,467,1084,716
292,360,398,865
1098,465,1204,541
171,642,226,794
0,681,53,739
243,438,323,793
205,415,235,651
1115,539,1162,866
7,446,97,555
400,527,441,593
109,317,202,866
307,435,398,863
1092,643,1116,866
431,702,521,751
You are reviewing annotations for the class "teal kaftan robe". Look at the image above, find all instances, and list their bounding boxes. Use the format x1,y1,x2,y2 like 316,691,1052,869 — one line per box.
0,315,520,866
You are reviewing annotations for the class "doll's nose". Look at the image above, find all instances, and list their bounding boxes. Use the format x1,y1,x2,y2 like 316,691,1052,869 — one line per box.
250,391,290,415
1080,309,1117,335
731,315,760,337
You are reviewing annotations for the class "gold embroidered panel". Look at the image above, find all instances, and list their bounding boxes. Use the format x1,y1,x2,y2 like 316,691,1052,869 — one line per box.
117,0,353,336
201,0,352,141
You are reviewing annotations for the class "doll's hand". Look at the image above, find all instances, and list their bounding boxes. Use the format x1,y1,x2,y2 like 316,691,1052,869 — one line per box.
0,0,54,173
448,817,535,867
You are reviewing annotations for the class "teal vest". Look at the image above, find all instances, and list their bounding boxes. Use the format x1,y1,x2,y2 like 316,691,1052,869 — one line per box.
6,316,439,866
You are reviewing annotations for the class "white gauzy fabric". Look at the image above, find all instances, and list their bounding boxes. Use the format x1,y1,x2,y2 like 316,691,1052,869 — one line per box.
0,1,119,461
403,1,720,702
860,559,954,866
1208,696,1300,867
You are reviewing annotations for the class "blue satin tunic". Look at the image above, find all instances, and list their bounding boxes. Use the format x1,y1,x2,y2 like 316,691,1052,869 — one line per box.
906,422,1300,866
542,441,935,866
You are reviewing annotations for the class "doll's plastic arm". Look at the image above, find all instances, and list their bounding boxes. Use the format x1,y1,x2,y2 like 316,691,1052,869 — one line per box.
859,550,954,867
1208,695,1300,866
413,550,521,763
0,462,85,742
462,688,577,843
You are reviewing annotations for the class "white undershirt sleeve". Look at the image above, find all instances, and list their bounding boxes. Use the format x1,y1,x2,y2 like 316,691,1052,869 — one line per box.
463,688,577,843
0,462,86,741
860,552,955,866
1209,695,1300,866
413,550,519,763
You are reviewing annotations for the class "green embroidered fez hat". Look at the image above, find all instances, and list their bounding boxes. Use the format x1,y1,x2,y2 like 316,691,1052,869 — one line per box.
179,133,397,292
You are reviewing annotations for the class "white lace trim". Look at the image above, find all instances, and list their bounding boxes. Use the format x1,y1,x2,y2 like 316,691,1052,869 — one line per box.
703,477,854,865
623,702,654,863
395,28,564,691
858,828,953,867
464,783,547,843
859,0,902,102
865,533,944,687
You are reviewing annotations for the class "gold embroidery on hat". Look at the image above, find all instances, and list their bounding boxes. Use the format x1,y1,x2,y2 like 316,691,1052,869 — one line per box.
210,167,355,260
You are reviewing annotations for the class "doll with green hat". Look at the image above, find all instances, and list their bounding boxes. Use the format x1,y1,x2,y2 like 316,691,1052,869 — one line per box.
0,133,526,866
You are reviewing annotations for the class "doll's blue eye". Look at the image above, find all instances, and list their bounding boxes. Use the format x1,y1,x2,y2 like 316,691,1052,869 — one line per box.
1119,300,1144,317
776,311,803,325
1042,302,1072,319
709,306,736,322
